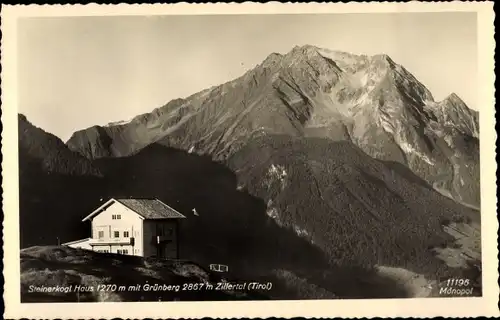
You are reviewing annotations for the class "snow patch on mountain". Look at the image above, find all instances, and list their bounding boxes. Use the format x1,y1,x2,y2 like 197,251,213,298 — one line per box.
267,207,277,217
265,204,314,243
266,206,280,221
293,225,312,240
379,115,396,134
444,135,454,147
399,141,434,165
264,164,288,191
105,119,132,127
317,48,370,73
266,199,283,226
356,91,374,106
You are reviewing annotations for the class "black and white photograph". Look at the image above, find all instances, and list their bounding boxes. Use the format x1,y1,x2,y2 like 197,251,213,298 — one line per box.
2,2,498,319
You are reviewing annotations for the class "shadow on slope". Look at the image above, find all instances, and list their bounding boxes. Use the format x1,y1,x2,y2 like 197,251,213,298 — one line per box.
19,168,104,248
92,143,410,299
18,114,105,248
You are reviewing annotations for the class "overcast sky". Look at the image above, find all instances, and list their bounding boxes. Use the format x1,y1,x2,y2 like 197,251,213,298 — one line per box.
18,12,477,141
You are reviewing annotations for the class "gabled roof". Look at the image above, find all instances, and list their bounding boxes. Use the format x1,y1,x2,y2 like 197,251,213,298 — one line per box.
116,198,186,220
82,198,186,222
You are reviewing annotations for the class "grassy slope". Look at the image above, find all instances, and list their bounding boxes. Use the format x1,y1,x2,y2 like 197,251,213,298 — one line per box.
21,246,267,302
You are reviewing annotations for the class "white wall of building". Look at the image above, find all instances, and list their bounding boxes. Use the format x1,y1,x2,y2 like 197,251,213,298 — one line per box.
91,201,144,256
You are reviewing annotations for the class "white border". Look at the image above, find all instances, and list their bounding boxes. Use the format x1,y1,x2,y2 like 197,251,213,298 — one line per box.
2,2,497,318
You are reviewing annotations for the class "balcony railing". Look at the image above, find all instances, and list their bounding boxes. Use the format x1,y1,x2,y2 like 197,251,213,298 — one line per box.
89,237,135,246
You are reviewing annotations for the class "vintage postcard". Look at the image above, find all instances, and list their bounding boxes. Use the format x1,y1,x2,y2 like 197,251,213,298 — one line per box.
1,2,498,318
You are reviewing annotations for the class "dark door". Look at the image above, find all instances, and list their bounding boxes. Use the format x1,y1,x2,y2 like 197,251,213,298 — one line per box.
156,243,165,258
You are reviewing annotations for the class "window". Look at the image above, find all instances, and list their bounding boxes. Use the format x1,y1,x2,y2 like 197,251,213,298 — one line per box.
123,231,129,238
117,249,129,255
98,231,104,239
114,231,120,238
112,214,121,220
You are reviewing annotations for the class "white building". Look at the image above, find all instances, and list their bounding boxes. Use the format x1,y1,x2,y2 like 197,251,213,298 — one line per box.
63,198,186,259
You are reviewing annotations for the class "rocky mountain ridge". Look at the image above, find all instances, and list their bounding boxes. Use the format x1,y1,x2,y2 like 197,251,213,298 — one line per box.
65,45,480,207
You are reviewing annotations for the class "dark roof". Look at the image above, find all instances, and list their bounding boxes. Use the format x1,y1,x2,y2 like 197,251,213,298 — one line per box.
115,198,186,220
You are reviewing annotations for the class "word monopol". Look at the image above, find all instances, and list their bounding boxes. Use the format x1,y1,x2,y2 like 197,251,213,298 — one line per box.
438,279,477,297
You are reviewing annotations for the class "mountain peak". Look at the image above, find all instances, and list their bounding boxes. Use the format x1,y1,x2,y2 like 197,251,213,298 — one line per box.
372,53,393,61
446,92,464,104
291,45,396,66
291,44,319,52
440,92,475,113
64,46,480,208
18,113,102,177
19,113,28,123
369,53,397,70
287,44,322,60
261,52,283,67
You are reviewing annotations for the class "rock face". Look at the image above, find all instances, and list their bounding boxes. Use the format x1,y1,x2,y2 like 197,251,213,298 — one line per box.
66,45,479,207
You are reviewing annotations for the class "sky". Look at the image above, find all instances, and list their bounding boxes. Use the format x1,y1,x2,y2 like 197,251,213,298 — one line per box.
18,12,478,141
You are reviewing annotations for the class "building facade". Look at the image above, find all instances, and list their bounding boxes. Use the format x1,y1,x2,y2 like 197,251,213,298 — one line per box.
64,198,186,259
